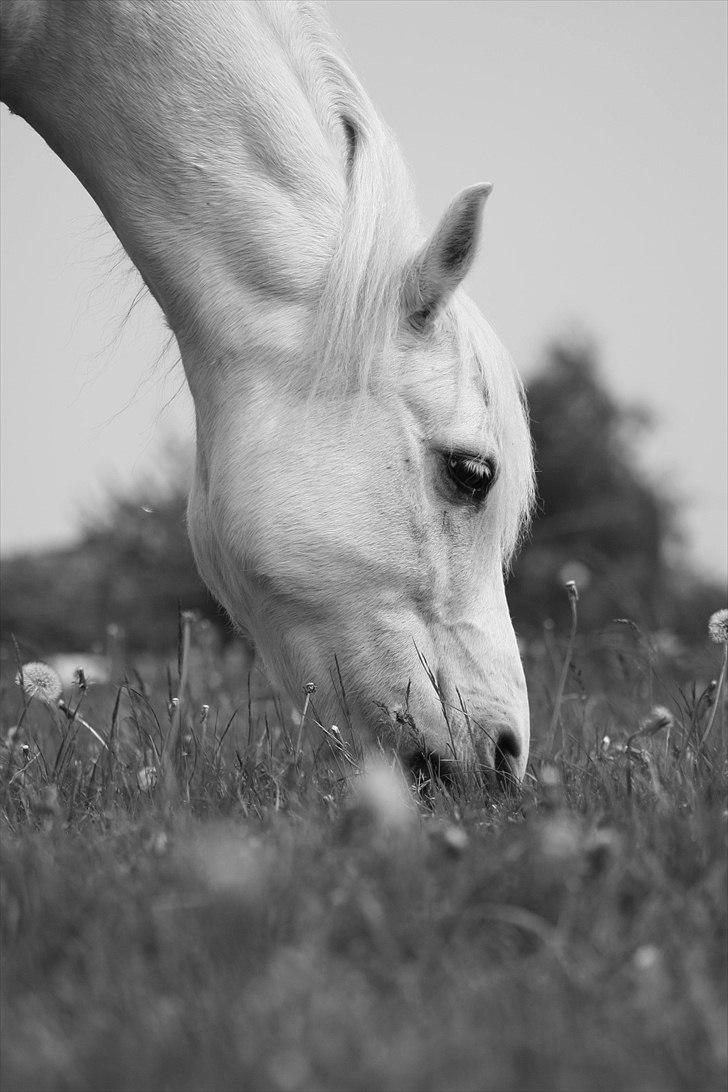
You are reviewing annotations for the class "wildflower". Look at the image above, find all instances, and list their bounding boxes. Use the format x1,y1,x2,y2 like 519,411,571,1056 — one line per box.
640,705,674,734
708,609,728,644
15,662,62,704
633,945,661,972
559,561,591,590
346,756,417,834
440,824,469,856
565,580,579,601
701,610,728,747
137,766,158,792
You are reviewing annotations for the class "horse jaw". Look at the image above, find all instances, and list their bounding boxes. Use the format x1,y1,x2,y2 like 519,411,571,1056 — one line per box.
186,345,531,781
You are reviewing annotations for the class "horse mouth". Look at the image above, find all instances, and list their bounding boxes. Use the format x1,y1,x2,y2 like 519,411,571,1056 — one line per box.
373,700,524,792
400,731,522,795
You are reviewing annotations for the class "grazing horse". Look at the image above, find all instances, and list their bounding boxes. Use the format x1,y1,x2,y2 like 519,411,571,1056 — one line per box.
1,0,534,781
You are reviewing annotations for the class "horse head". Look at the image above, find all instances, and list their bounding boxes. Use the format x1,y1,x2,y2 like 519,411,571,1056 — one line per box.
1,0,534,781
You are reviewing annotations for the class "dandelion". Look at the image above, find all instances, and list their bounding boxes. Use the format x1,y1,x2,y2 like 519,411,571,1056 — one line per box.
439,824,469,856
15,662,62,704
346,756,417,835
565,579,579,602
708,609,728,644
558,560,591,590
633,945,661,972
634,705,674,739
295,682,317,756
137,766,158,792
701,610,728,748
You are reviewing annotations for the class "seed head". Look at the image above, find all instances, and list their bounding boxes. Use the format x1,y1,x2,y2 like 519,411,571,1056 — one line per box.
708,609,728,644
641,705,674,734
137,766,158,793
15,662,62,704
565,580,579,602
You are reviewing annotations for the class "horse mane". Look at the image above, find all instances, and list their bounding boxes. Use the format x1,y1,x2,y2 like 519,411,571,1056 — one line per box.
259,2,419,391
262,2,534,561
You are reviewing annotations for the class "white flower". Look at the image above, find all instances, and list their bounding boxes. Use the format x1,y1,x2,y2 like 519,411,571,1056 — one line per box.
137,766,158,792
15,662,62,704
708,609,728,644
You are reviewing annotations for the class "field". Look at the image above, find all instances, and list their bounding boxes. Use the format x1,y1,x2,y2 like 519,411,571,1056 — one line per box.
1,614,726,1092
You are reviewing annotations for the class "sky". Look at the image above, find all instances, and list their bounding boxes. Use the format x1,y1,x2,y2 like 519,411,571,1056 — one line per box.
1,0,726,580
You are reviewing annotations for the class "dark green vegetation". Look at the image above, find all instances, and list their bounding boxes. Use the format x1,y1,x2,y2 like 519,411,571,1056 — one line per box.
1,616,726,1092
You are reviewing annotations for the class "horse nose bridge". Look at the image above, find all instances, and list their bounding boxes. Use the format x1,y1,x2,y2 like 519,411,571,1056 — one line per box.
423,626,530,775
431,620,528,711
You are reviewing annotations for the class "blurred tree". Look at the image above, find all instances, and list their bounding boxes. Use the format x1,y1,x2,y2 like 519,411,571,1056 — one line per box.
508,339,676,632
1,441,227,655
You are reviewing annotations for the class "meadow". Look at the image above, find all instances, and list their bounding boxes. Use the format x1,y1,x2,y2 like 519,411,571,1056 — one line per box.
1,608,726,1092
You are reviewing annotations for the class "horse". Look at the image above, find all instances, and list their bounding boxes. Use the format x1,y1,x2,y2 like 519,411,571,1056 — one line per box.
1,1,535,782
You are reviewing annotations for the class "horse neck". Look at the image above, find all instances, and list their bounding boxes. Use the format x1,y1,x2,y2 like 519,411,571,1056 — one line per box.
1,0,348,356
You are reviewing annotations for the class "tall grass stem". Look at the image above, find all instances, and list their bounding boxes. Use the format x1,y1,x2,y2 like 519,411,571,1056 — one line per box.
547,583,580,755
699,643,727,751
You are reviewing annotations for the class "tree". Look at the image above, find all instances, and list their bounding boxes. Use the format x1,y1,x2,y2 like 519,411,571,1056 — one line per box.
508,340,675,632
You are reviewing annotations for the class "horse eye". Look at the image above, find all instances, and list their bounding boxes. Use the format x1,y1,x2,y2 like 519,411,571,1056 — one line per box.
445,453,497,500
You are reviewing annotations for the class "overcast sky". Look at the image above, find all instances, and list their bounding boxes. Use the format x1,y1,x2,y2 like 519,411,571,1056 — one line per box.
1,0,726,580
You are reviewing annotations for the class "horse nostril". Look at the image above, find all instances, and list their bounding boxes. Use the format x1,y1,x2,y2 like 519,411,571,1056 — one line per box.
494,729,521,789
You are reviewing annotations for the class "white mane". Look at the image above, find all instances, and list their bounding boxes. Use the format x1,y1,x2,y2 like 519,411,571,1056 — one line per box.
260,2,534,563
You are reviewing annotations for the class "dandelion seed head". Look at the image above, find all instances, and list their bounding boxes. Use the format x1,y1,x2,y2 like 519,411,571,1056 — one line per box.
349,756,416,833
16,662,62,704
708,609,728,644
137,766,158,792
440,824,469,856
559,561,591,589
642,705,674,733
633,945,661,972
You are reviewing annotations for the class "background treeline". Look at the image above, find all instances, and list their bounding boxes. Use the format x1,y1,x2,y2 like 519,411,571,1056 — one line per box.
1,340,723,656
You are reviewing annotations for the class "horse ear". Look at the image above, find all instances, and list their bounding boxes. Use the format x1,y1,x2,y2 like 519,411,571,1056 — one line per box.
403,183,492,330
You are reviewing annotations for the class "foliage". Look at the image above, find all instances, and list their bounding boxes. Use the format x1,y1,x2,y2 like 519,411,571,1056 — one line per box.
0,445,226,656
508,340,677,632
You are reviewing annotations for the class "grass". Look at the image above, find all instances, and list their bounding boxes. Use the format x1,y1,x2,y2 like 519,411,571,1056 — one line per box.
1,612,726,1092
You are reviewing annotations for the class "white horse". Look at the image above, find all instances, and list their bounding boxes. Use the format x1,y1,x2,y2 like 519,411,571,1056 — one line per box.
1,1,534,782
